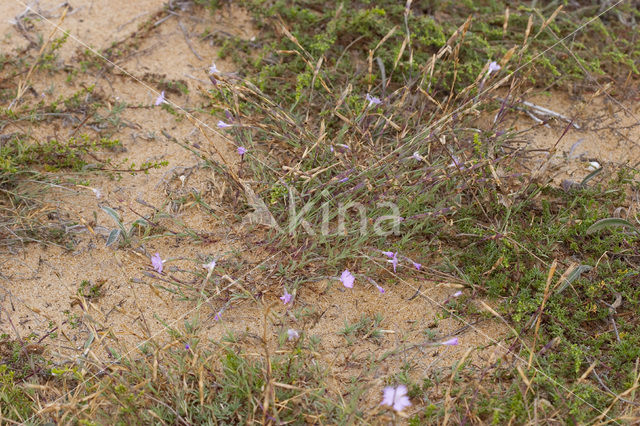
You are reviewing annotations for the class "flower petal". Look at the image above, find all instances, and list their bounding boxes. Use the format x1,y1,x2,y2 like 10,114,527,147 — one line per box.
381,386,396,406
341,270,355,288
155,91,166,106
280,289,292,304
151,253,163,273
441,337,458,346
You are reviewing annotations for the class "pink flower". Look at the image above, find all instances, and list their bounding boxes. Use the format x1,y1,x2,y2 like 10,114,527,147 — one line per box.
365,93,382,107
151,253,163,273
209,62,219,74
453,291,462,297
381,385,411,413
412,261,421,270
441,337,458,346
376,284,385,293
287,329,299,341
341,270,354,288
386,252,398,272
488,61,501,75
280,289,292,304
202,259,216,273
412,152,424,161
214,309,223,321
217,120,232,129
381,251,398,270
155,91,166,106
449,155,463,168
237,146,247,156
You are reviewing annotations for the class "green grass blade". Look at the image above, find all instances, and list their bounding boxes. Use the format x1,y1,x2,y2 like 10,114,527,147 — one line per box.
555,264,592,294
586,218,639,235
580,167,602,186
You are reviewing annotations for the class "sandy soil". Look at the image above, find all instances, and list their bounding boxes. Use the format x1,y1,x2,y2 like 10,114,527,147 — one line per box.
493,88,640,184
0,0,257,355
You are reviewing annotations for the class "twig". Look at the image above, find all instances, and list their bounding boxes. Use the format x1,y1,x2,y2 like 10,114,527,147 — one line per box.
520,99,581,129
526,111,550,128
116,11,148,32
178,20,202,60
590,364,640,407
603,293,622,343
153,13,174,27
496,96,580,129
184,73,208,84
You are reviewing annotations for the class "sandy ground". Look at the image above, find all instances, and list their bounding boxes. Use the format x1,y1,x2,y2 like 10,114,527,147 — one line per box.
2,0,639,418
492,88,640,184
0,0,258,355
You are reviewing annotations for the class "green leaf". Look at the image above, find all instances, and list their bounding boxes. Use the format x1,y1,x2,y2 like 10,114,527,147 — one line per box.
106,229,121,247
101,205,127,234
580,166,602,186
555,264,592,294
586,218,639,235
130,218,148,228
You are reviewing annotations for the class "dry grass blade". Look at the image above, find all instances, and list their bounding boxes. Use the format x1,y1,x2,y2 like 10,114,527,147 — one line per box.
12,6,69,107
528,259,556,369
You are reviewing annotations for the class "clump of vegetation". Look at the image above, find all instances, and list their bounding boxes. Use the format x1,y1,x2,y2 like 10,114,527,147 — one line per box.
198,0,640,422
1,0,640,424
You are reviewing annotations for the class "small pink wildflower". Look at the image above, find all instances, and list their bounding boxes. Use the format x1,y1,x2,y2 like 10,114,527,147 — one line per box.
287,329,299,341
209,62,219,75
151,253,163,273
155,91,166,106
376,284,385,293
449,155,462,168
91,188,102,199
217,120,232,129
412,152,424,161
341,270,355,288
387,252,398,272
280,289,292,304
214,310,223,321
441,337,459,346
365,93,382,107
453,291,463,297
237,146,247,156
381,385,411,413
202,259,216,273
412,261,422,270
487,61,501,75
